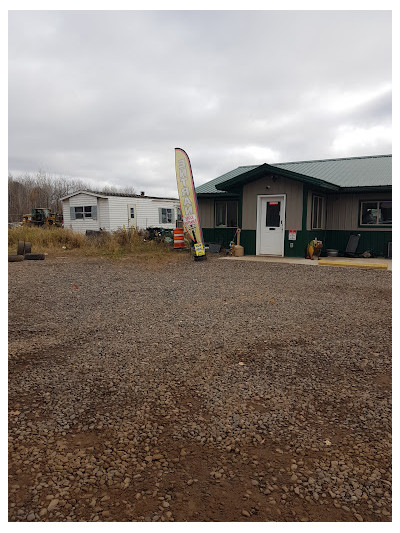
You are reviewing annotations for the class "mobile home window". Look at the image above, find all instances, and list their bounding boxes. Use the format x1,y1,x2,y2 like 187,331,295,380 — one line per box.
312,196,324,230
160,208,173,224
75,206,92,219
360,201,392,226
215,200,238,228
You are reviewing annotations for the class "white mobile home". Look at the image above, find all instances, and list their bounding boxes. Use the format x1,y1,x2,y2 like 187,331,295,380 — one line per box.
61,190,180,233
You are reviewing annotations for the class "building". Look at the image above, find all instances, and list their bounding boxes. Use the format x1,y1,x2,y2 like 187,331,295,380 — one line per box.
61,190,180,233
196,154,392,257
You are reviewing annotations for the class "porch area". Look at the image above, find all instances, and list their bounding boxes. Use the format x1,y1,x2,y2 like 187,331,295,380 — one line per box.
220,255,392,271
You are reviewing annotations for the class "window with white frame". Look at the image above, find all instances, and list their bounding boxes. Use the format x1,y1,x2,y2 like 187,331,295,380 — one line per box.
360,201,392,226
215,200,238,228
75,206,93,219
312,195,325,230
160,208,173,224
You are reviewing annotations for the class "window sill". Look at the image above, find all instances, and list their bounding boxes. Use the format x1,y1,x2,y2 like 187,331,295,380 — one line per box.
358,225,392,228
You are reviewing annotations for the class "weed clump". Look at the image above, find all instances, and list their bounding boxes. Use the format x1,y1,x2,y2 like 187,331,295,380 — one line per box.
8,226,187,262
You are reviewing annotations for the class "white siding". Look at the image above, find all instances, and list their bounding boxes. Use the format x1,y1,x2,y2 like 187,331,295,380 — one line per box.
107,196,136,231
107,196,179,231
62,198,70,227
137,198,180,230
62,193,180,233
64,193,100,233
98,198,110,230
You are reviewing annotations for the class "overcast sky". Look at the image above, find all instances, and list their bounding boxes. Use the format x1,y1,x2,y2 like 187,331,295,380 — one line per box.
8,10,392,197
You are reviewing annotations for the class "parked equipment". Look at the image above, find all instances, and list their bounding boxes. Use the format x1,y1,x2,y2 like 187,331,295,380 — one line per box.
22,208,62,227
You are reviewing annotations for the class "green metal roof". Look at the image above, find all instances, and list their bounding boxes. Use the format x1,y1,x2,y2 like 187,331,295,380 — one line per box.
195,166,258,195
196,154,392,195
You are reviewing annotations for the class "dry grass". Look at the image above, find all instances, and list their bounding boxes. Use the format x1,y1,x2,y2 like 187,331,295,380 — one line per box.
8,226,190,263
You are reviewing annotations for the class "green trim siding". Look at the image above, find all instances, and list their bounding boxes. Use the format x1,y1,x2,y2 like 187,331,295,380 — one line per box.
202,228,391,258
203,228,237,248
284,229,391,257
324,230,391,257
240,230,256,255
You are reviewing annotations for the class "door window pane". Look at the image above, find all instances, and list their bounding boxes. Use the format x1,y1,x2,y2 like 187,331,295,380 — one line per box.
266,202,280,227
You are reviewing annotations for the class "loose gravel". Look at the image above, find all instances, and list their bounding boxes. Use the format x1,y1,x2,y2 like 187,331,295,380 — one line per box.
8,255,391,522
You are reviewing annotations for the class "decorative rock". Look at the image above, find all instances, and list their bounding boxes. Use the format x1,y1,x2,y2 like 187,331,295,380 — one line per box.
47,499,59,512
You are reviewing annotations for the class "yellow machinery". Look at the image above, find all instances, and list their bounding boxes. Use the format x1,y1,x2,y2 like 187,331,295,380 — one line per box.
22,208,63,227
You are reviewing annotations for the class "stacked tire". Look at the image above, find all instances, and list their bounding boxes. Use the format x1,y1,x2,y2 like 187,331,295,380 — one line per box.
8,241,45,262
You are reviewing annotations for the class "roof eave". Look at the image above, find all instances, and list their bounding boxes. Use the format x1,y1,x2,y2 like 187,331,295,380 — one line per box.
196,191,240,198
215,163,340,192
338,185,392,193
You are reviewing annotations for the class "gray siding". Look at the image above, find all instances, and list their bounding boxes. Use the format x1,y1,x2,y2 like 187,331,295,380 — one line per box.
242,175,303,230
326,192,391,231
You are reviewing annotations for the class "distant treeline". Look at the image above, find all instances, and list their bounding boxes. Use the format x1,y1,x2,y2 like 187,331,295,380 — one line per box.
8,172,136,223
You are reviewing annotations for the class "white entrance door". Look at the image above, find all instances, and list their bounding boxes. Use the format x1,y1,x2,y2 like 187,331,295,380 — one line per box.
257,195,286,256
128,204,136,228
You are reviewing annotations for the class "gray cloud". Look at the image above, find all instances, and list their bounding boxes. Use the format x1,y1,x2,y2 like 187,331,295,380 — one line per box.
9,10,392,197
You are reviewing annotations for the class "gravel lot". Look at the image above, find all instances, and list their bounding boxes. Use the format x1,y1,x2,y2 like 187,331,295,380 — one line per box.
8,255,391,522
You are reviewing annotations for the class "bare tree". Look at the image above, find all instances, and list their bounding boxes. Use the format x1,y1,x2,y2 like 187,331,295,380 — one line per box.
8,172,86,222
8,171,137,223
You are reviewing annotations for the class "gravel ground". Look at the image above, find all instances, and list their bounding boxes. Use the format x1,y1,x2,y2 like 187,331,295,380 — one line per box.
8,255,391,522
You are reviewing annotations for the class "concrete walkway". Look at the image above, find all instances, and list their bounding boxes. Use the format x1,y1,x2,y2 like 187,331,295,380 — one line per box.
220,255,392,271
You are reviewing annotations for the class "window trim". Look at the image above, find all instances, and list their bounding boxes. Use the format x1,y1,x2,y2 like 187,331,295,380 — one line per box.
74,205,93,219
311,195,325,230
359,200,392,227
214,200,238,228
161,207,173,224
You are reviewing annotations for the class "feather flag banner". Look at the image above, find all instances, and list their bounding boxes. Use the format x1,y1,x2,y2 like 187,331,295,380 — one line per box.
174,148,205,257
